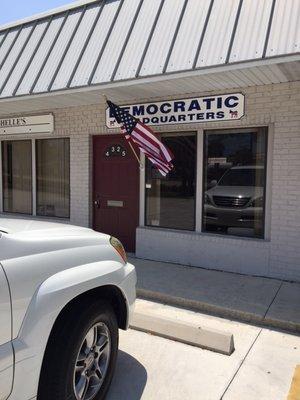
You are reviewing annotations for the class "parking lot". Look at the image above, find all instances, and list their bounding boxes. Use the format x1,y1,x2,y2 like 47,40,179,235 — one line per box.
107,301,300,400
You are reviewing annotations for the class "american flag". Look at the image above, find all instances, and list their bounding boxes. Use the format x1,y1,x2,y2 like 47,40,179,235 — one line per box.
107,100,174,176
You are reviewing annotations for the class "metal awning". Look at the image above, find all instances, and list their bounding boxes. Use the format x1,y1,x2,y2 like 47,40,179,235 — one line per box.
0,0,299,113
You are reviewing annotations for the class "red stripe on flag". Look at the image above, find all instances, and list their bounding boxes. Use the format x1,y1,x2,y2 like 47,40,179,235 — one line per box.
146,156,169,176
131,135,160,157
141,149,173,171
135,124,162,150
131,132,161,158
119,119,173,177
137,123,174,163
131,130,160,156
133,126,161,155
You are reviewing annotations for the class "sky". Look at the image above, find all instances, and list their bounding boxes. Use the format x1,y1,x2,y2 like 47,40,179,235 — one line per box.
0,0,74,26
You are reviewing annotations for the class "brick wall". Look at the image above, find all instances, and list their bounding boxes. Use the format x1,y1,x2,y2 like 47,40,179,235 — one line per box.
267,83,300,281
52,103,106,227
54,81,300,281
1,81,299,281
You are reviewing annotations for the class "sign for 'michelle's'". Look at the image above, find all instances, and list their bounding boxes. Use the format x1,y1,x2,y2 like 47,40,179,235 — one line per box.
106,93,244,128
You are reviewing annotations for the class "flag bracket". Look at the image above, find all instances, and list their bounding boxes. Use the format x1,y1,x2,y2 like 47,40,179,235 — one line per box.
102,94,144,170
128,141,144,170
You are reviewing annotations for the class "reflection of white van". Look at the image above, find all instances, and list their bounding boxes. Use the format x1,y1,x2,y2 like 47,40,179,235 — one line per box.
204,166,264,232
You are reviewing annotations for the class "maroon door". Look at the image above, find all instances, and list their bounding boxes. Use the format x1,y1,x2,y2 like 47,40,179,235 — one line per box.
93,135,139,252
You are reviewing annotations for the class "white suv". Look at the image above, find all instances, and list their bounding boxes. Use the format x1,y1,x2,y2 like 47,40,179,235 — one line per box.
0,218,136,400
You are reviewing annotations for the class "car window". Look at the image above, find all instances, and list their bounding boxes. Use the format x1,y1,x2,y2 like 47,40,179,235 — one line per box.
218,168,264,187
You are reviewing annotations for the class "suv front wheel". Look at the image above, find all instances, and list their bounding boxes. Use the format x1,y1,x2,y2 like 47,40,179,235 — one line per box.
38,300,119,400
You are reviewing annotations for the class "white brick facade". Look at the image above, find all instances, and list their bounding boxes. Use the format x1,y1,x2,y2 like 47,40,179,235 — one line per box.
136,81,300,282
0,81,299,281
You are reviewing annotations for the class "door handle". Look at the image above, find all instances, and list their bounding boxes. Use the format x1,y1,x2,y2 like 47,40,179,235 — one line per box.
94,199,100,209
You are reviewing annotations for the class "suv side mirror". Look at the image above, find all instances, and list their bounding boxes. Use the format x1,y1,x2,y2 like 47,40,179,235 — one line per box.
210,179,217,187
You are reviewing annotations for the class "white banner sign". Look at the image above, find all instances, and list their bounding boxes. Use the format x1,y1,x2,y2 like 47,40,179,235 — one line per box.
106,93,244,128
0,114,54,135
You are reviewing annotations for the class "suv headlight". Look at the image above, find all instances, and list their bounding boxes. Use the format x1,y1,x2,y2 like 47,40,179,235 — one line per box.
110,237,127,263
249,196,264,208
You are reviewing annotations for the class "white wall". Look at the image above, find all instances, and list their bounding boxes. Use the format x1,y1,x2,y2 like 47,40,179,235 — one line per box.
0,81,299,281
136,227,270,277
135,81,300,282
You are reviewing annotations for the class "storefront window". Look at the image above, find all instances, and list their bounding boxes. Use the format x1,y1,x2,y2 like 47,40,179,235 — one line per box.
203,128,267,238
145,133,196,230
36,138,70,218
2,140,32,214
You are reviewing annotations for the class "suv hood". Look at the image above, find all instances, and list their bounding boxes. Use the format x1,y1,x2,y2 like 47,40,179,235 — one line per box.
0,218,100,238
0,218,111,262
206,185,263,198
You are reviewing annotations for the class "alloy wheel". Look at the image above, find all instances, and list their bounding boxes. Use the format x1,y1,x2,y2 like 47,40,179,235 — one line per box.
73,322,111,400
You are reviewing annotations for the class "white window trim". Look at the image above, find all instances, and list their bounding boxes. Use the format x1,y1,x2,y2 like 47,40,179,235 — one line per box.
139,153,145,226
140,124,272,241
140,131,198,230
0,135,70,218
264,123,274,241
32,139,37,216
0,144,2,213
195,129,203,232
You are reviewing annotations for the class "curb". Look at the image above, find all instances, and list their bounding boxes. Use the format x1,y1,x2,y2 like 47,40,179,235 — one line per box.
137,288,300,334
131,311,235,356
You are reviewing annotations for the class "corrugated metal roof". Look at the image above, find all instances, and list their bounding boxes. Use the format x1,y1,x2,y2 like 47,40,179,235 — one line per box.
114,0,162,80
33,10,82,93
16,16,65,95
196,0,240,67
138,0,186,76
229,0,274,62
266,0,300,57
70,0,120,88
1,21,48,97
51,3,100,91
166,0,212,73
0,0,299,100
91,0,142,83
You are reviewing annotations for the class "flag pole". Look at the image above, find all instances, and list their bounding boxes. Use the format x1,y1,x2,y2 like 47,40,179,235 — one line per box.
103,94,144,170
128,141,144,170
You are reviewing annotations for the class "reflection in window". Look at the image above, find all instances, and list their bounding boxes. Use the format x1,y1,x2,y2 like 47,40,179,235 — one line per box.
203,129,267,238
145,133,196,230
36,138,70,218
2,140,32,214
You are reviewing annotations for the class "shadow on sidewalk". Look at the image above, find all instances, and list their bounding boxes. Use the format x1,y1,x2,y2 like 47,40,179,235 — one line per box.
107,350,148,400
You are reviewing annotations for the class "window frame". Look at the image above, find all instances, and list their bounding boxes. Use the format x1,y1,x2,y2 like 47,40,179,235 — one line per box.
0,136,70,220
144,131,198,231
201,127,268,239
2,139,33,215
35,137,71,219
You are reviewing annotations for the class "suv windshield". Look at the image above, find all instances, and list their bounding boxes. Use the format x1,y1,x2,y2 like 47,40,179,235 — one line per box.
218,168,264,187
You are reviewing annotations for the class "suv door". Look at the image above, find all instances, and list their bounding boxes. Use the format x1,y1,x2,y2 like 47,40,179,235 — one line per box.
0,264,13,400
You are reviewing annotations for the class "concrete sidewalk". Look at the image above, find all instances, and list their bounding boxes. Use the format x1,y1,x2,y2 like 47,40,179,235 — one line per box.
129,256,300,333
108,301,300,400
